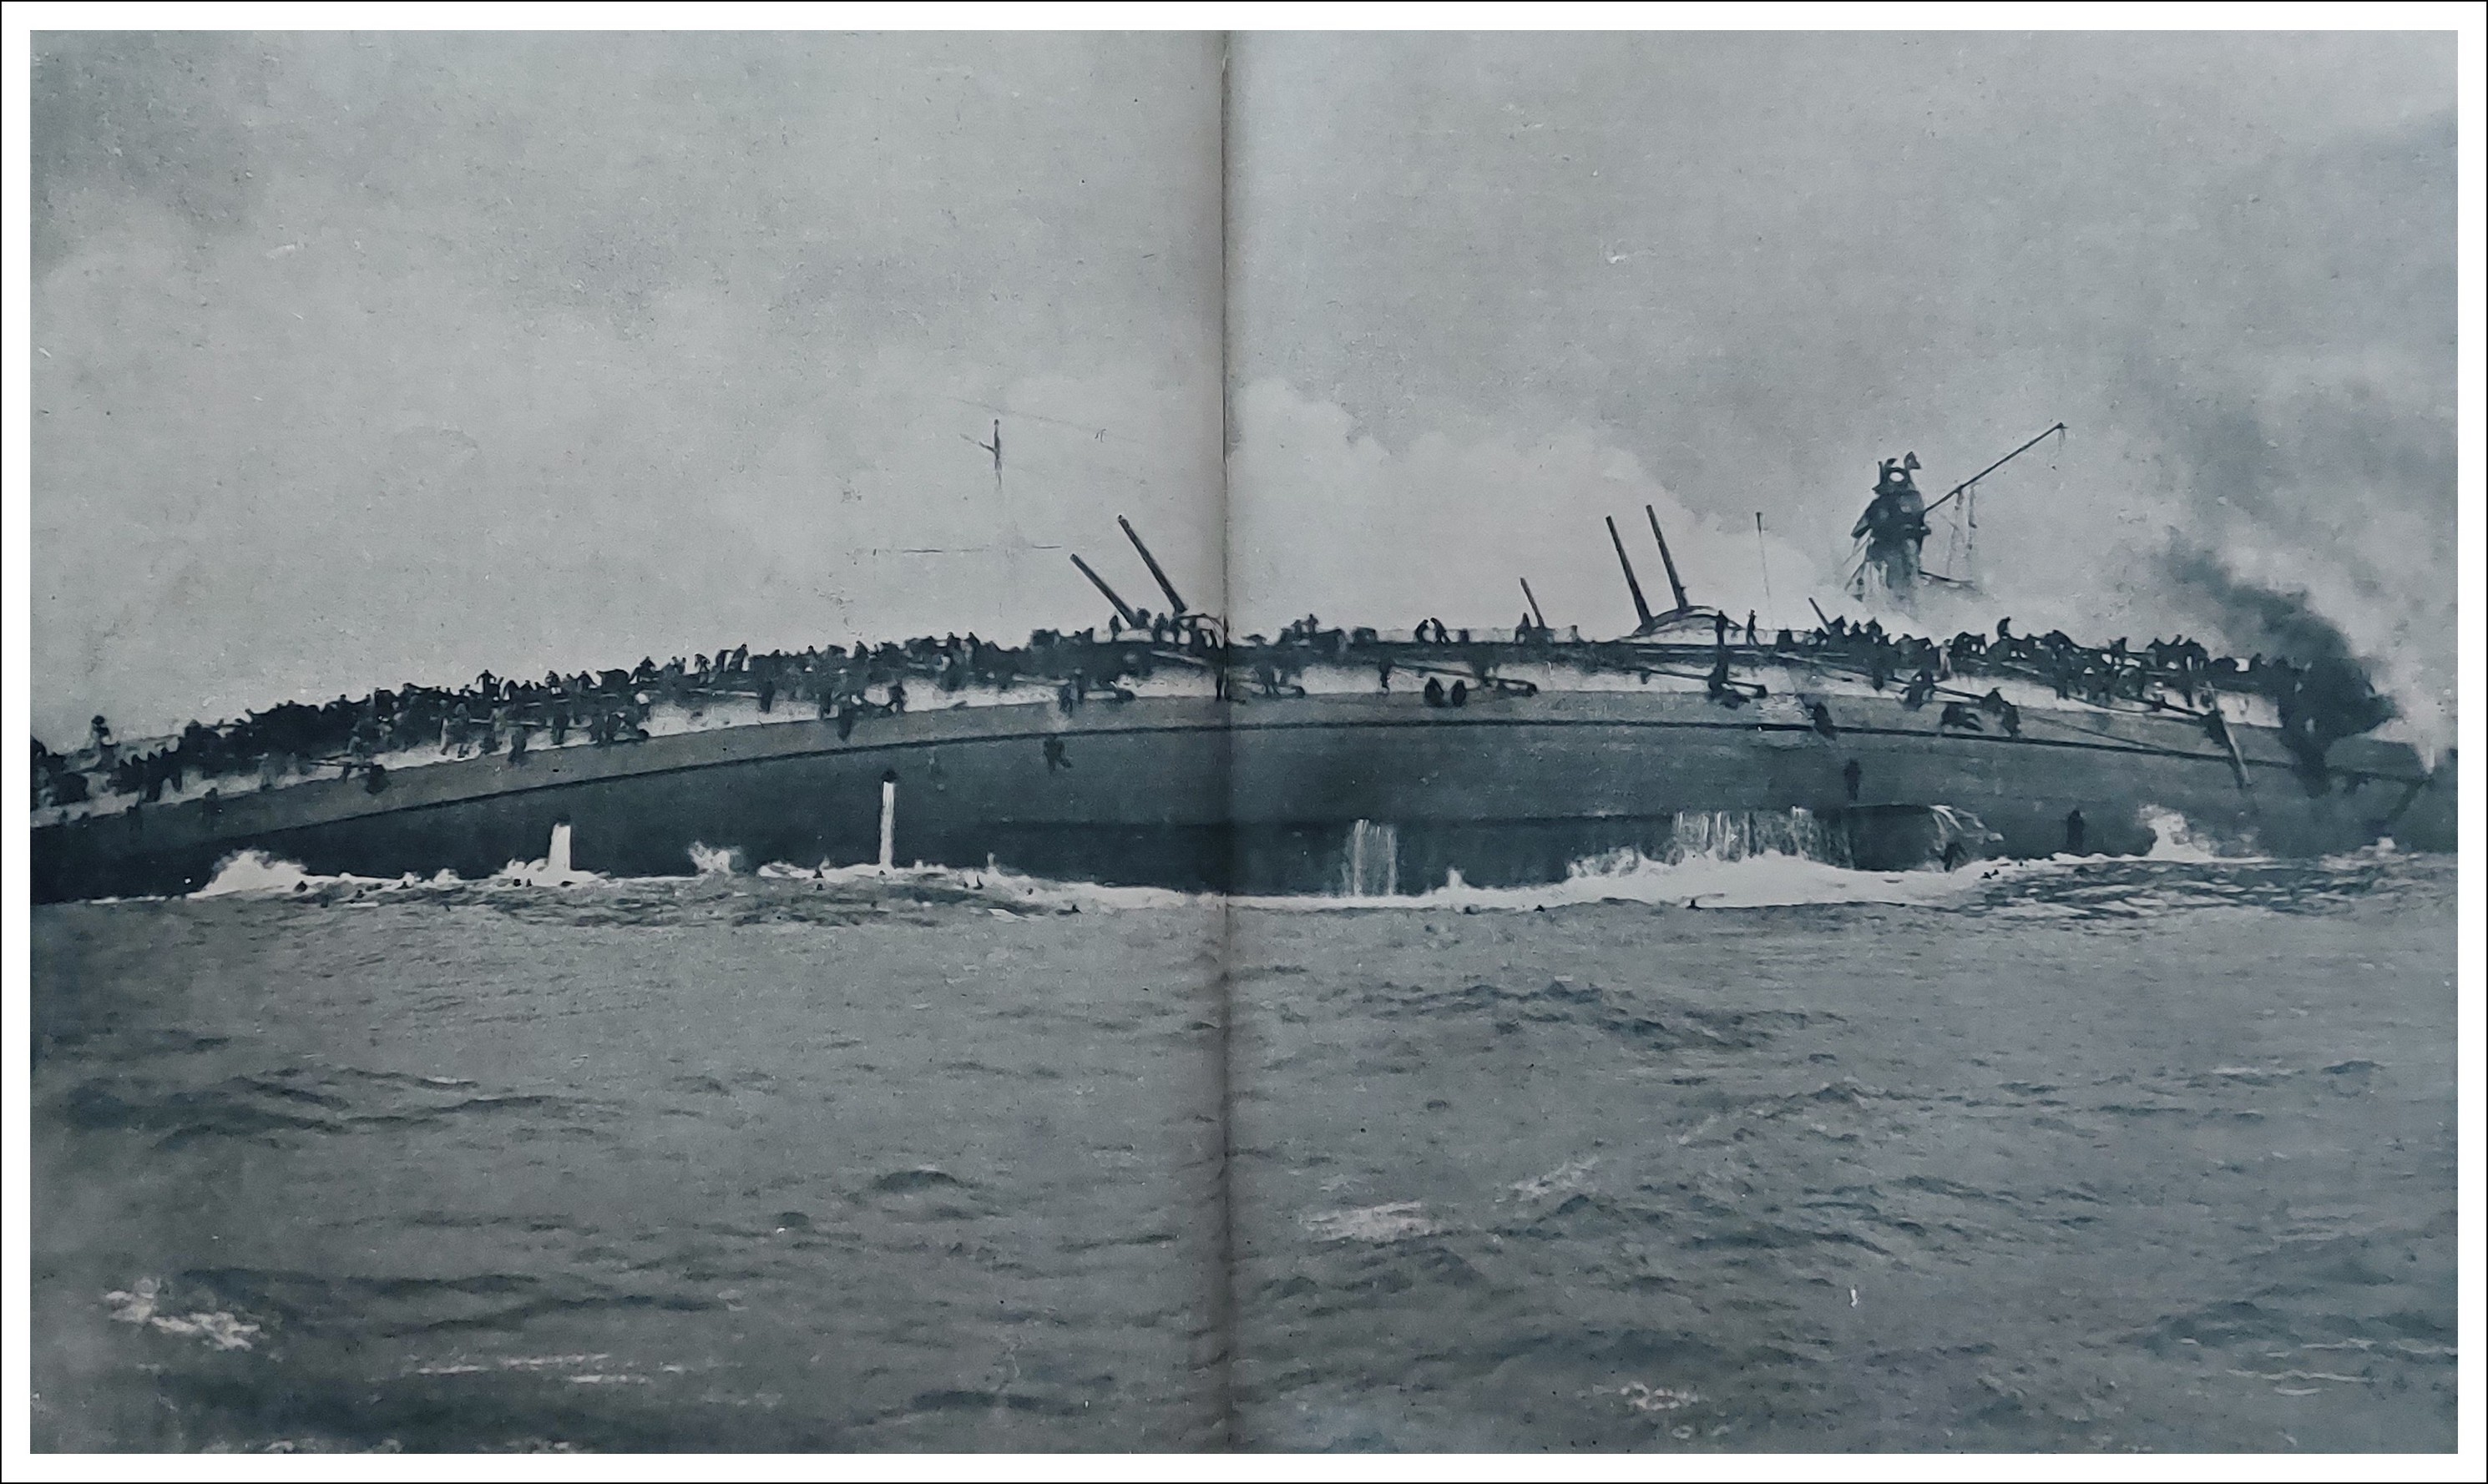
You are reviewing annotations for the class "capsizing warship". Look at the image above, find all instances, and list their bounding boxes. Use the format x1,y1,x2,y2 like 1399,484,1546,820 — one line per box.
28,431,2457,902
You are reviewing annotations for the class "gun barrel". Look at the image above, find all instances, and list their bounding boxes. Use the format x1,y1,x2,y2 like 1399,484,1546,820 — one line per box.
1070,554,1142,628
1117,516,1189,615
1520,578,1548,629
1645,505,1692,613
1606,516,1656,629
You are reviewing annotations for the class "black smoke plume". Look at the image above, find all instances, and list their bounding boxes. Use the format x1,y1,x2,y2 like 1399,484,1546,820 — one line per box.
2163,544,2395,785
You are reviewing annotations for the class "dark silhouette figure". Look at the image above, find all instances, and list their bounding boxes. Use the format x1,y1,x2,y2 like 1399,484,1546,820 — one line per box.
1810,702,1838,739
1853,453,1929,594
1043,737,1070,772
2064,808,2087,856
1449,680,1469,707
1423,677,1447,708
1842,758,1862,802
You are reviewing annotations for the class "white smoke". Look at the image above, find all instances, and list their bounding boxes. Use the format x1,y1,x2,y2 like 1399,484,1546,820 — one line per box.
1227,379,1833,641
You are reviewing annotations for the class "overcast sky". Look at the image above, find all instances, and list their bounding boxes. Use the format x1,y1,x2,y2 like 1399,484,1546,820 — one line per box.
1228,31,2455,747
33,32,1223,742
32,31,2456,749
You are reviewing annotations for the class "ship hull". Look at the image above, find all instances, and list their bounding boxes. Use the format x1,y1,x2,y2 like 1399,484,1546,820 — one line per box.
28,690,2455,902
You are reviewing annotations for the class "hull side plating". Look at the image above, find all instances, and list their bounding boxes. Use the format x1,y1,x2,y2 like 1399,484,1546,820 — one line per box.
28,692,2451,901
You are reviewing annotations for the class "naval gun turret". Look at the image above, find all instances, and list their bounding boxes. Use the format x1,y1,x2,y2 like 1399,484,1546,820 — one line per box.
1604,506,1725,639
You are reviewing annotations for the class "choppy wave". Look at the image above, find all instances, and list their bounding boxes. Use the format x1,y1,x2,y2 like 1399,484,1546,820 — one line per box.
34,798,2454,1453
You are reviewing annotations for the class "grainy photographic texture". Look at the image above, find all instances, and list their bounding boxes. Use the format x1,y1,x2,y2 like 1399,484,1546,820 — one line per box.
26,28,2459,1456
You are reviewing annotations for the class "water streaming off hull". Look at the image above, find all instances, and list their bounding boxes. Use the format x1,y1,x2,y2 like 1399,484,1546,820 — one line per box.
1341,820,1401,898
1663,809,1851,868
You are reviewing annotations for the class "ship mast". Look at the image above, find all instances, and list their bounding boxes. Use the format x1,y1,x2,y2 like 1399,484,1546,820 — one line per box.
1847,421,2066,596
1922,421,2066,588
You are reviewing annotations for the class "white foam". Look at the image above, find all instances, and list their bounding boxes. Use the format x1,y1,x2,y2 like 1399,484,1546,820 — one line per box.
1239,847,2006,913
751,857,1194,914
686,841,744,876
1603,1381,1704,1415
177,845,2010,914
1302,1201,1443,1243
182,846,1190,909
161,825,2361,916
2138,805,2229,862
2321,838,2405,869
101,1280,260,1351
192,850,409,898
490,857,608,888
1508,1157,1599,1202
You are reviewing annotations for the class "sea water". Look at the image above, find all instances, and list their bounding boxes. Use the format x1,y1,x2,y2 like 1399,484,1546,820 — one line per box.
28,841,2456,1452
